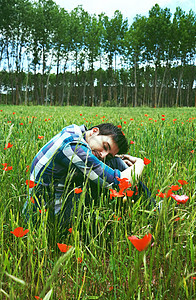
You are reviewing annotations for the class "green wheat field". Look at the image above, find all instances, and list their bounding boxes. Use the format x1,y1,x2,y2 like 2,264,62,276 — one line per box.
0,105,195,300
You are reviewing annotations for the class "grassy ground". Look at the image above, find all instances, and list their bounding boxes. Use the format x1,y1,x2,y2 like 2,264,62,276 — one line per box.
0,105,195,299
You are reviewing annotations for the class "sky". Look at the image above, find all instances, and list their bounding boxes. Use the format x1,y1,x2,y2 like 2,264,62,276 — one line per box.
54,0,195,22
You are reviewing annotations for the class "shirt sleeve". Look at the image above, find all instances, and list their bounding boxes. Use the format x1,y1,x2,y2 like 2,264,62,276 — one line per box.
67,143,121,187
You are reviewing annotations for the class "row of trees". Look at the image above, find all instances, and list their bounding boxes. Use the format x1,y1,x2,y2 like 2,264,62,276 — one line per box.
0,0,196,106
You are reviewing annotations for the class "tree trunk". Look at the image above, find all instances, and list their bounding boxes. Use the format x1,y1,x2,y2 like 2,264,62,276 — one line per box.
45,71,50,106
176,69,183,107
41,45,46,105
154,63,158,107
15,74,19,105
123,85,128,107
55,54,60,106
113,73,118,105
108,56,113,104
90,64,94,106
83,79,86,106
61,61,68,106
99,80,103,106
134,57,137,107
108,86,112,102
158,66,167,107
25,72,29,105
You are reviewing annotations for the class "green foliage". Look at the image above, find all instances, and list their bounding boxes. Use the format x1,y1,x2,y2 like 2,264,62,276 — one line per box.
0,0,195,107
0,105,195,299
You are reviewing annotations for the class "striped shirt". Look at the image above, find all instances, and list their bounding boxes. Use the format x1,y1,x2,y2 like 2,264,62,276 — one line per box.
29,124,121,212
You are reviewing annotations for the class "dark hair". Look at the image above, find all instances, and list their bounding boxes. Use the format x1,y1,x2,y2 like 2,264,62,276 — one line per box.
90,123,128,154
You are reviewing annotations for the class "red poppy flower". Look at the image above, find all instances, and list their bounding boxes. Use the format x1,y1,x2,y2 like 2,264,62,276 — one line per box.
74,187,82,194
19,123,23,125
130,141,135,144
144,114,148,117
174,217,184,222
68,228,72,233
178,180,188,185
26,165,30,172
38,135,44,139
149,118,152,120
166,189,173,197
114,215,122,221
117,177,132,193
35,296,42,300
135,185,138,195
13,112,16,115
190,150,194,153
117,125,122,128
117,177,129,184
162,114,165,117
126,190,134,197
77,257,82,263
109,189,124,199
11,227,29,237
161,118,165,121
156,189,172,198
2,165,13,171
191,277,196,280
109,286,113,291
171,194,189,204
144,157,151,165
26,180,37,188
39,209,46,213
2,163,7,167
170,185,182,191
30,197,35,204
156,190,165,198
4,142,13,149
130,118,134,121
57,243,72,253
128,233,152,251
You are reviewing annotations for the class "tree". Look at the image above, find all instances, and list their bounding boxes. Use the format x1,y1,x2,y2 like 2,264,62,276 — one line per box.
52,7,71,105
171,8,196,106
102,11,128,104
144,4,172,107
123,15,147,106
30,0,58,104
83,14,103,106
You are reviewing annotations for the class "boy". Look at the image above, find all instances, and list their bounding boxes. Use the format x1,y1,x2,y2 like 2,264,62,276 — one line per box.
26,123,145,225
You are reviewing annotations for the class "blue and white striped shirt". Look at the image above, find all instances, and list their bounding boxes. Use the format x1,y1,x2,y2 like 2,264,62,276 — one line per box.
29,124,121,212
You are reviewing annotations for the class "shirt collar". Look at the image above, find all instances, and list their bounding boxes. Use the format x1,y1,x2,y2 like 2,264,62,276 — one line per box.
79,124,88,140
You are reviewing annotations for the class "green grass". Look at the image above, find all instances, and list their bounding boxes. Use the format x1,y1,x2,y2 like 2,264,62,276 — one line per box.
0,105,195,299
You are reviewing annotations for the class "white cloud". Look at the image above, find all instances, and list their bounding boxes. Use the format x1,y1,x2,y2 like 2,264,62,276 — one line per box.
55,0,195,21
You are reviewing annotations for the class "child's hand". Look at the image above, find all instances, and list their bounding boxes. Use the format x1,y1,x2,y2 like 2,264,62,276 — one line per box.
121,156,144,184
118,154,140,167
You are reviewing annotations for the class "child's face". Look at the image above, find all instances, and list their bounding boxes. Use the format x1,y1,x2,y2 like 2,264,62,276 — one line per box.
86,128,119,161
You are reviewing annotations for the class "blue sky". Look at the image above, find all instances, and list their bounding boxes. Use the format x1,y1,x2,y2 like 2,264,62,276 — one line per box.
55,0,195,22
